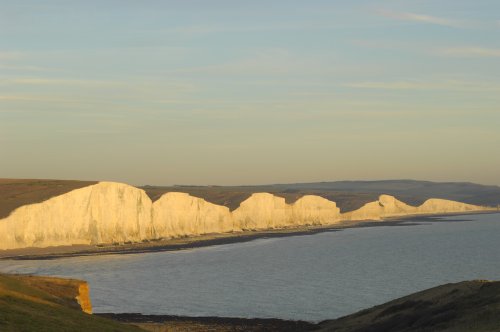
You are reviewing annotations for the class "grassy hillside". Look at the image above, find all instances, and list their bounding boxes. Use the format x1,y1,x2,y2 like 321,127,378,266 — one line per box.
141,184,381,212
318,280,500,332
276,180,500,208
141,179,500,212
0,274,142,332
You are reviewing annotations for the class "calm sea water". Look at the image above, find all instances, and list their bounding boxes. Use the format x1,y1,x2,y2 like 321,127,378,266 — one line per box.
1,213,499,322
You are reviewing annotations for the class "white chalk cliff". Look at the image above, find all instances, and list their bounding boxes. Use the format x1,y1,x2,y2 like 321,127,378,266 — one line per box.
232,193,341,230
0,182,153,250
152,192,235,238
417,199,483,214
342,194,417,221
0,181,491,250
291,195,341,226
233,193,289,230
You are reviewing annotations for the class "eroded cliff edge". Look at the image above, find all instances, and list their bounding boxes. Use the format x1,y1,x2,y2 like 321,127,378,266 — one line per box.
0,181,492,250
12,274,92,314
0,273,144,331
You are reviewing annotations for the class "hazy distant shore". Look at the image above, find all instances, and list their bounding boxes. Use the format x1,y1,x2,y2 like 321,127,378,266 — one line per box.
1,210,496,261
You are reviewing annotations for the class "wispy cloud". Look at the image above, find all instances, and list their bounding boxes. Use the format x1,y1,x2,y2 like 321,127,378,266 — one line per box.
174,49,289,75
0,64,52,72
353,39,500,60
171,48,343,78
0,95,82,103
437,47,500,58
1,77,196,96
0,51,23,60
0,94,127,105
343,80,500,92
377,9,463,28
7,78,124,87
164,25,265,36
0,51,55,72
151,22,345,37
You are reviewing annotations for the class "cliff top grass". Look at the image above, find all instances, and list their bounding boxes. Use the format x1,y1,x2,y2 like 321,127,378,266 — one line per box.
0,273,142,332
0,179,381,218
0,179,97,219
141,185,381,212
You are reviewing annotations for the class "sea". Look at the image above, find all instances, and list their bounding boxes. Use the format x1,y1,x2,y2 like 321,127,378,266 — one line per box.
0,213,499,322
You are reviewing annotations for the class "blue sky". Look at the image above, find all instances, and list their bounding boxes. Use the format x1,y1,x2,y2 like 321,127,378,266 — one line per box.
1,1,499,185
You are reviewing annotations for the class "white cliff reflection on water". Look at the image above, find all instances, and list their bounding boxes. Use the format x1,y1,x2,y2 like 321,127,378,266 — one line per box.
0,213,499,322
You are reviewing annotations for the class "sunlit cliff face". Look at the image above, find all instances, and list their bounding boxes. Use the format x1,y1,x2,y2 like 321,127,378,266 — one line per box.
76,282,92,314
0,182,490,250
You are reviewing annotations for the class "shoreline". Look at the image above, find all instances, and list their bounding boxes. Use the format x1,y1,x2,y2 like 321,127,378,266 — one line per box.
1,210,497,261
96,313,318,331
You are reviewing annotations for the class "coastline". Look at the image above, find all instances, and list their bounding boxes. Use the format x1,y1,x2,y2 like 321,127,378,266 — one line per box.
97,313,318,332
1,210,497,261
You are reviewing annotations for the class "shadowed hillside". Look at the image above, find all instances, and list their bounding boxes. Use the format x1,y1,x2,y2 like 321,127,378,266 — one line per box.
141,179,500,212
277,180,500,207
318,280,500,332
142,185,381,212
0,179,97,219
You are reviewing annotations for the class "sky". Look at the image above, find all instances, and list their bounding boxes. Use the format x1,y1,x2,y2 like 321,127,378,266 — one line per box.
1,0,499,186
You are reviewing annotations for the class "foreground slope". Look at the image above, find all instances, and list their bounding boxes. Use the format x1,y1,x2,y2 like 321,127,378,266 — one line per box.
318,281,500,332
0,274,142,332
